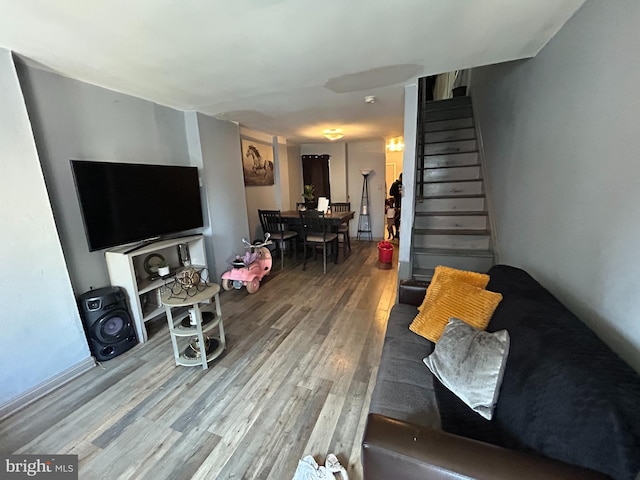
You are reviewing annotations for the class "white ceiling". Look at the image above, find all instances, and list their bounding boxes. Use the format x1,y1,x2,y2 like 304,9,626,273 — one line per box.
0,0,586,144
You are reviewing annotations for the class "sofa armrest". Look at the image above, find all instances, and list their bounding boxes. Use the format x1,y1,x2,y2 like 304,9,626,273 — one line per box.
362,414,610,480
398,280,429,307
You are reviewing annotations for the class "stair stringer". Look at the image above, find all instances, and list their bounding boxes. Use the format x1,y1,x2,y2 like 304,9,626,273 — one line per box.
470,94,500,265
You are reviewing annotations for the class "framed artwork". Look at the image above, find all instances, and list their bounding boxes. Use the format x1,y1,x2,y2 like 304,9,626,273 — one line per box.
240,138,275,186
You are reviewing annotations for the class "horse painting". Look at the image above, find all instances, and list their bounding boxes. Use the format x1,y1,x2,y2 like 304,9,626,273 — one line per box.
246,145,274,177
241,140,275,186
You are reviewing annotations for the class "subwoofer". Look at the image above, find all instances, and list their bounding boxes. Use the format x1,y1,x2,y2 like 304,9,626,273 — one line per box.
78,286,137,361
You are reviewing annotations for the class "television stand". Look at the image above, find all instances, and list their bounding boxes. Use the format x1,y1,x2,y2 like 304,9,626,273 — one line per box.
105,234,207,343
122,237,162,255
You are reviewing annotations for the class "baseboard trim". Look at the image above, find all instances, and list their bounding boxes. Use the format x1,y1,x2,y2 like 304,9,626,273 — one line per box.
0,356,96,421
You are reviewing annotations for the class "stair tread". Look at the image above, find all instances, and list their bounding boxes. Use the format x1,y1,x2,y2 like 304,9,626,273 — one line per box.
424,150,479,156
423,104,472,113
424,98,471,109
413,265,491,281
413,247,494,257
419,178,483,184
413,267,436,274
418,137,478,145
424,115,473,123
422,163,480,170
413,267,436,273
423,151,478,157
423,126,475,133
412,268,436,281
418,148,478,160
417,194,485,200
423,152,478,158
414,228,491,235
422,139,476,145
424,104,470,111
422,140,476,147
413,266,436,274
419,137,477,145
423,123,475,134
415,210,487,217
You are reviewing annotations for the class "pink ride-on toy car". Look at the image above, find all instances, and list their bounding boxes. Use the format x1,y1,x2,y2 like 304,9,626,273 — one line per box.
221,234,272,294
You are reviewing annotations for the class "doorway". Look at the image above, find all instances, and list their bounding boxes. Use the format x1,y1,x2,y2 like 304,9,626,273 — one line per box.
385,163,396,197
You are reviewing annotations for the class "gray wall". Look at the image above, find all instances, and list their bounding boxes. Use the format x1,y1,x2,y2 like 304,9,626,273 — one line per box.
471,0,640,371
398,82,419,281
17,64,193,294
346,140,387,240
0,50,90,407
287,143,302,210
187,112,250,280
276,140,292,212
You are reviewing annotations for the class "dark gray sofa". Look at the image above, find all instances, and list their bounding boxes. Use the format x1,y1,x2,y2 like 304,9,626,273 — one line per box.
367,300,441,428
362,265,640,480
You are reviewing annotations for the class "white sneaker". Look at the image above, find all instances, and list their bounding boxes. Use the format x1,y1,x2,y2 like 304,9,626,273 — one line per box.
292,453,349,480
324,453,348,480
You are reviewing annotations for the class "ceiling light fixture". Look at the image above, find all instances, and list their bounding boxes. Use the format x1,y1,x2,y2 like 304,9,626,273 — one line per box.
364,95,376,104
387,137,405,152
323,128,344,141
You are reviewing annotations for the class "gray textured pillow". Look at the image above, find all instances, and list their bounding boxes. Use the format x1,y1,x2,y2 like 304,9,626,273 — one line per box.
423,317,510,420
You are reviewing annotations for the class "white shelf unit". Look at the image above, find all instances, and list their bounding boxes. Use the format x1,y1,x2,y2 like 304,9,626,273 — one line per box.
105,234,207,343
161,284,225,370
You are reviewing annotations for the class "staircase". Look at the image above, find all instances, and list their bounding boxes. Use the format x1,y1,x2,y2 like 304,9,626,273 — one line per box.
411,92,495,282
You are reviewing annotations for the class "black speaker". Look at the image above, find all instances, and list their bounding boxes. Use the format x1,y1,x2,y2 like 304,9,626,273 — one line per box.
78,286,138,361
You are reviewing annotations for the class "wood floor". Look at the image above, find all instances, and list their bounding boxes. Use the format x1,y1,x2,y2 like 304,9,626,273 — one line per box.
0,240,398,480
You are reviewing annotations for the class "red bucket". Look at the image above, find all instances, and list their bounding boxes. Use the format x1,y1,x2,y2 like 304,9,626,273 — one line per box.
378,241,393,263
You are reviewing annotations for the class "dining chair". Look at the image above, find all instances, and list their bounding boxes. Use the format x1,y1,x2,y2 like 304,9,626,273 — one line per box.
330,202,351,255
299,210,338,274
258,209,297,269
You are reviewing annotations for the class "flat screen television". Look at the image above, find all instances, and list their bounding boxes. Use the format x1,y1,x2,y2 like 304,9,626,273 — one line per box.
71,160,204,251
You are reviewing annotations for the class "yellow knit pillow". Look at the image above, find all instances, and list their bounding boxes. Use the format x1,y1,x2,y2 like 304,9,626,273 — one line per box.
418,266,490,312
410,278,503,342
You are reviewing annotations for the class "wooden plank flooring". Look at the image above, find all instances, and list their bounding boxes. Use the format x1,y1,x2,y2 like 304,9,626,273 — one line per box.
0,240,398,480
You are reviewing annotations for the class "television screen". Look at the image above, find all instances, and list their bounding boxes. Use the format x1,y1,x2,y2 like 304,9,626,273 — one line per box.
71,160,204,251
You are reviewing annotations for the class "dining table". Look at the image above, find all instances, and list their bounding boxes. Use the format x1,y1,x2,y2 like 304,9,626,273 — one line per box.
279,209,355,226
279,209,355,263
